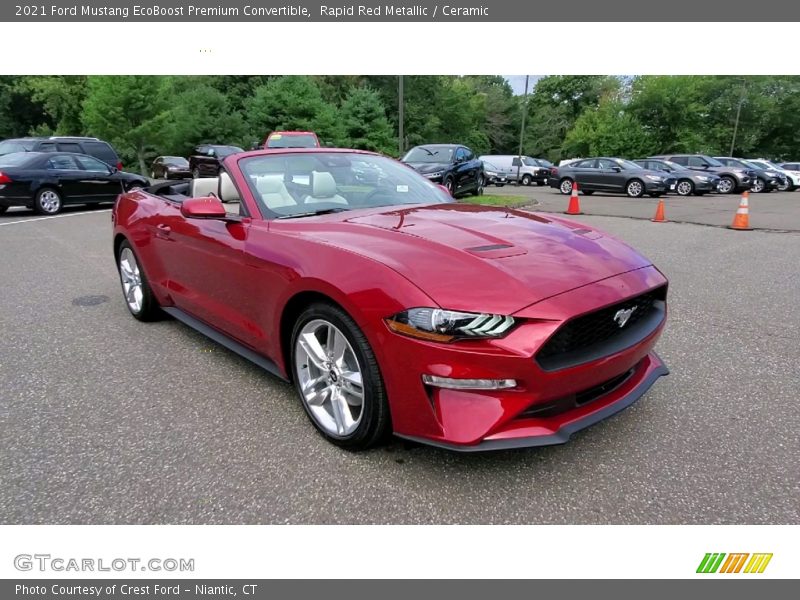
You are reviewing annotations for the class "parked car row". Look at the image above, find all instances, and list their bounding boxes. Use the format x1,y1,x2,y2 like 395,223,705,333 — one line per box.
550,153,798,198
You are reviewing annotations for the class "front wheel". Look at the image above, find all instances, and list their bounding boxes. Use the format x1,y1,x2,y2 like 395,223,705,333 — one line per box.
718,176,736,194
676,179,694,197
521,174,532,186
752,178,766,193
34,188,63,215
117,240,161,321
626,179,645,198
443,177,455,196
291,302,390,449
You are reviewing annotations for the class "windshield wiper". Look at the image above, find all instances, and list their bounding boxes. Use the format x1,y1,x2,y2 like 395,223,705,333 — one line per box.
276,207,350,219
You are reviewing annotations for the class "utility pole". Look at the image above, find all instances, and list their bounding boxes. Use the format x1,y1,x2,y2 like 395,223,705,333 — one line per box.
398,75,404,157
730,78,746,156
517,75,530,185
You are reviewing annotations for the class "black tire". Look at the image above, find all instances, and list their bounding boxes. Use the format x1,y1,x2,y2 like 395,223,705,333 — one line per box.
559,178,574,195
290,302,391,450
626,179,645,198
116,239,161,322
676,179,694,197
582,190,595,196
718,176,736,195
471,175,485,196
443,177,455,196
521,174,533,186
33,187,63,215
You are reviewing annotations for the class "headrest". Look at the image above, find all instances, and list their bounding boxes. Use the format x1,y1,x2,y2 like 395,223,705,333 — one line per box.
190,177,219,198
219,172,240,202
311,171,336,198
256,176,286,194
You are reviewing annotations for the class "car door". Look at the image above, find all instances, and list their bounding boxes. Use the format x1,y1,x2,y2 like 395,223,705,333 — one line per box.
156,193,257,347
597,159,627,191
75,155,123,201
452,147,470,192
42,154,88,203
571,159,600,190
462,147,481,189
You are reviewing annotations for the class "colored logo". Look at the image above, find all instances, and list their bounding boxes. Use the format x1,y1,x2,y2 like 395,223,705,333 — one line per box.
696,553,773,574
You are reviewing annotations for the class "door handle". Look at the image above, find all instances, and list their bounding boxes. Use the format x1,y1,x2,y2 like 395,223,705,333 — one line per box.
155,224,172,239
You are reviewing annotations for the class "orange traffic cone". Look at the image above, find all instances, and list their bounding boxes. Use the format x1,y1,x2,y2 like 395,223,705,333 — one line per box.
729,191,753,231
651,198,668,223
564,182,583,215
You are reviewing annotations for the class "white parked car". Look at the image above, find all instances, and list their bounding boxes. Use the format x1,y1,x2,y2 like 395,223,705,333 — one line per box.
779,162,800,188
747,159,798,191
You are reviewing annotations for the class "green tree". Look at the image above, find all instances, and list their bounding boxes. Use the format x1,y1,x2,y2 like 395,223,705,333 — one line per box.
82,76,171,173
20,76,87,135
247,76,341,145
338,87,394,153
562,98,654,158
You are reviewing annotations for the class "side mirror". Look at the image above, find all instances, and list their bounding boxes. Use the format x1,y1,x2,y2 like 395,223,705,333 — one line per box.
181,196,227,219
611,166,622,172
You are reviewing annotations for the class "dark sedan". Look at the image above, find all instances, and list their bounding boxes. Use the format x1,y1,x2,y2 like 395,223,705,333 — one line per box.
549,157,675,198
151,156,191,180
714,157,783,193
189,144,244,179
0,152,148,215
634,158,720,196
402,144,484,197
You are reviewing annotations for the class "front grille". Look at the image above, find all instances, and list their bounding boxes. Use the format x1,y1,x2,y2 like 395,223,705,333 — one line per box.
665,177,676,187
536,286,667,371
518,367,636,419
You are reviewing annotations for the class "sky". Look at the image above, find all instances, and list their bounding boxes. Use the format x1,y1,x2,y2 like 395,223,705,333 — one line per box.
504,75,543,95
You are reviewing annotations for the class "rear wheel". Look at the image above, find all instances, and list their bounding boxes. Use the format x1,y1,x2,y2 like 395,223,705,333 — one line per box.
291,302,390,450
676,179,694,197
117,240,161,321
34,188,62,215
626,179,645,198
559,178,574,195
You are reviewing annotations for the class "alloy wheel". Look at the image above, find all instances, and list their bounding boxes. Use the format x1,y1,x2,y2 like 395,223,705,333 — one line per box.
38,190,61,214
559,179,573,195
627,180,644,198
118,247,144,314
718,177,734,194
294,319,365,438
676,180,693,196
752,178,765,193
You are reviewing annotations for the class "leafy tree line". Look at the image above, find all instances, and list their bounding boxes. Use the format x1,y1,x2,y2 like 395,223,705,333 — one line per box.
1,75,798,174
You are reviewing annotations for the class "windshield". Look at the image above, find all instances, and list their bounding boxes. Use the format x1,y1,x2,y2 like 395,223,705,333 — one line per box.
614,159,644,170
403,146,454,164
0,140,35,155
662,160,685,171
267,134,318,148
749,160,777,170
213,146,243,158
0,152,35,167
240,152,453,217
482,161,499,171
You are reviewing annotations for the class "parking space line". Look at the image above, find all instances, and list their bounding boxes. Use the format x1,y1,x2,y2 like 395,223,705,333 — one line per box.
0,209,111,227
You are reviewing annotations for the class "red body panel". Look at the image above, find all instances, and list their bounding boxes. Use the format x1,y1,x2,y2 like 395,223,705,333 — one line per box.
112,149,668,450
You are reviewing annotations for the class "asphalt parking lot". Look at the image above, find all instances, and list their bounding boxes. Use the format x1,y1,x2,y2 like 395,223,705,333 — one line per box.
1,200,798,524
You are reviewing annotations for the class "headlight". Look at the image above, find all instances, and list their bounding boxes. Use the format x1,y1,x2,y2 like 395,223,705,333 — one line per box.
765,171,777,177
645,175,663,181
733,169,746,174
385,308,516,342
423,171,443,179
697,176,711,182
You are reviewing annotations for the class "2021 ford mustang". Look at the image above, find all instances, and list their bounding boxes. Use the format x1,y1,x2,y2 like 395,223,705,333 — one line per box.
112,148,669,451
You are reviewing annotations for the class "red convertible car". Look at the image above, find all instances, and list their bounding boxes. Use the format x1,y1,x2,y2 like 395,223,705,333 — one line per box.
112,148,668,451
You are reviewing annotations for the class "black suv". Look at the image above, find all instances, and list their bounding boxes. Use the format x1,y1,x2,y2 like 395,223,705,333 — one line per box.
401,144,484,197
650,154,751,194
188,144,244,178
0,137,122,170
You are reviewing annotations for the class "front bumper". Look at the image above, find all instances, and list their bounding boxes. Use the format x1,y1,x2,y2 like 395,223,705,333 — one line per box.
378,265,669,451
692,178,720,192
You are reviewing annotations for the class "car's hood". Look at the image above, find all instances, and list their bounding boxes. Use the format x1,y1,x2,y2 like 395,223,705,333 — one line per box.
404,162,450,174
282,204,652,315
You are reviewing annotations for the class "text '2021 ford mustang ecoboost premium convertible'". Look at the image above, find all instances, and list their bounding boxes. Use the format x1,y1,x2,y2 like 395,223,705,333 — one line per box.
112,148,669,451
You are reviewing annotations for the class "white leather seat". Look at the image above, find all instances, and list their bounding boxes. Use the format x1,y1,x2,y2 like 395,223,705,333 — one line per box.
219,172,240,203
190,177,219,198
256,176,296,209
304,171,348,205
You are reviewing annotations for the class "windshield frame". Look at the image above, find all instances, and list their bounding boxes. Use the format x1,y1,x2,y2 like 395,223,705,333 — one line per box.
402,145,455,164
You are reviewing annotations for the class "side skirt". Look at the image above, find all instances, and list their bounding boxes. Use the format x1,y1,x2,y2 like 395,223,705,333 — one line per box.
162,307,289,382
